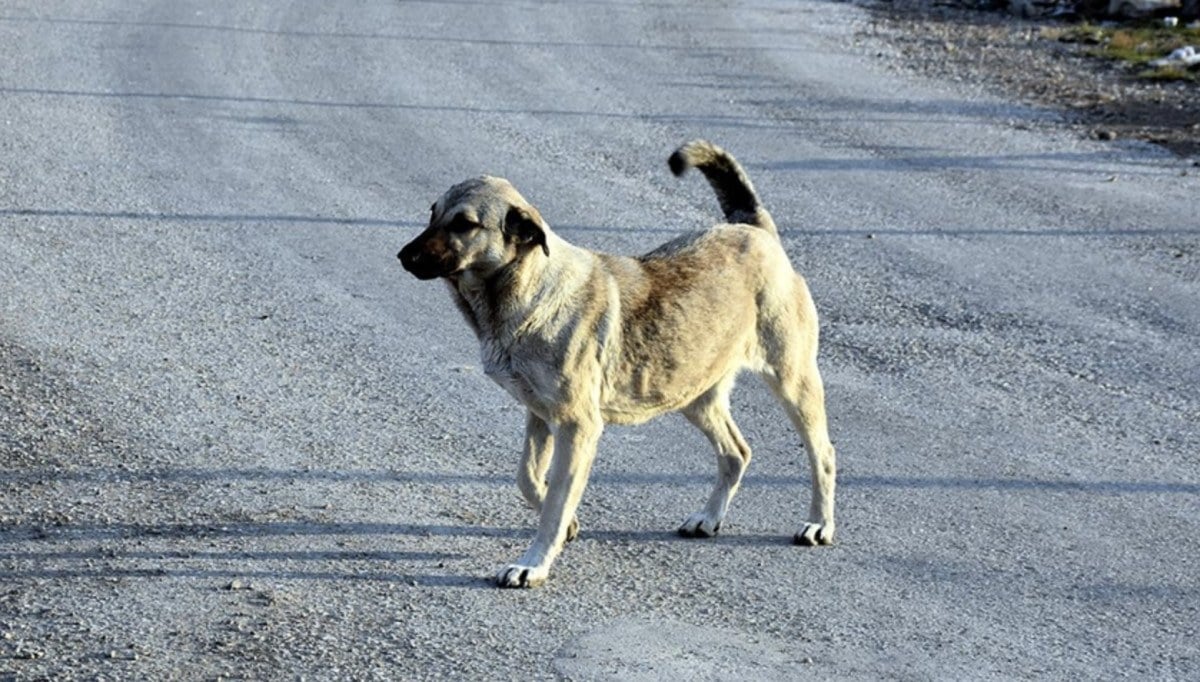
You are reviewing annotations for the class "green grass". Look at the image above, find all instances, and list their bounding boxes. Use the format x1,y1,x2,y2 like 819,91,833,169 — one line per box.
1139,65,1195,81
1058,23,1200,82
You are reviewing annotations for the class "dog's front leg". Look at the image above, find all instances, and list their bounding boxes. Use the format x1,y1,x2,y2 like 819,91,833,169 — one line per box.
497,415,601,588
517,412,580,541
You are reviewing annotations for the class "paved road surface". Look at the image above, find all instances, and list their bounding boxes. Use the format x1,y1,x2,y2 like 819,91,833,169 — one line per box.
1,0,1197,678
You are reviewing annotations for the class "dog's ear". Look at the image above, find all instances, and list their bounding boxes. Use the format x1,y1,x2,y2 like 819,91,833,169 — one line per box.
504,205,549,257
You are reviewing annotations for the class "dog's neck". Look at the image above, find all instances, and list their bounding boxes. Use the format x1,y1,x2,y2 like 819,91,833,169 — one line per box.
448,232,587,345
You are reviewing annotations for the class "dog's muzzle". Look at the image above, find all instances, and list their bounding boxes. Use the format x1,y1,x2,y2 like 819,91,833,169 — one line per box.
398,240,452,280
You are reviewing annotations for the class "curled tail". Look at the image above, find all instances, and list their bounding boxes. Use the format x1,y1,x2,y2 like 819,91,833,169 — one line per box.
669,140,777,235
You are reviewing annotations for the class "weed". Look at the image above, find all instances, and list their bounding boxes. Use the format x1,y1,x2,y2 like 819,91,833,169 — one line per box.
1139,65,1195,80
1060,23,1200,82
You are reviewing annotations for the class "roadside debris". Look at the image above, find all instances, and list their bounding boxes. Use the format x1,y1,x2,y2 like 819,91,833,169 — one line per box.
866,0,1200,155
1008,0,1185,19
1149,44,1200,65
1103,0,1182,19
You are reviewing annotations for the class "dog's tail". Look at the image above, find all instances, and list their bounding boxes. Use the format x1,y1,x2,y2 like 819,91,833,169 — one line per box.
668,140,777,235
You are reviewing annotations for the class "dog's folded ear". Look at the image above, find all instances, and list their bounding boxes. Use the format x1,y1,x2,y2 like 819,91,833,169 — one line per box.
504,205,549,257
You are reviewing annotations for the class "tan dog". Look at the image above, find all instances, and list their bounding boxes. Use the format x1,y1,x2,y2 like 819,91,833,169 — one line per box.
398,141,836,588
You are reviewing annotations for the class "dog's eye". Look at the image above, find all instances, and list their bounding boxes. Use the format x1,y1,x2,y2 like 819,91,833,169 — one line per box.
446,217,477,234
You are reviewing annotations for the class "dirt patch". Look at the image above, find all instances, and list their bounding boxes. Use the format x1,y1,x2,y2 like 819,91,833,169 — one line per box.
861,1,1200,158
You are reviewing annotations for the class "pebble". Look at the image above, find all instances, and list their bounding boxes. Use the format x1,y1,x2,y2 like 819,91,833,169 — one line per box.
106,649,138,660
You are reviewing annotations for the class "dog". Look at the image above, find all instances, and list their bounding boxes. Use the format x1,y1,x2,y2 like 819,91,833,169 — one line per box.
398,141,836,588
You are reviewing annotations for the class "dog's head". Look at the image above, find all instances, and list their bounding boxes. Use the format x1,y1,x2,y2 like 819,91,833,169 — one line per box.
398,176,549,281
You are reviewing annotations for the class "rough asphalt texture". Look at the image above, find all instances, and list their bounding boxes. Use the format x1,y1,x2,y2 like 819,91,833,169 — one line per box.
1,0,1197,679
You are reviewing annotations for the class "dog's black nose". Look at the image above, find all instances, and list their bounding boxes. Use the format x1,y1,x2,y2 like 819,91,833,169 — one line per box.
398,244,420,270
398,241,446,280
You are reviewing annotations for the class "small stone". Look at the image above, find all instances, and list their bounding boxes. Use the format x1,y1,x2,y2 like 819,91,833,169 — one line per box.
226,580,248,590
1096,130,1117,141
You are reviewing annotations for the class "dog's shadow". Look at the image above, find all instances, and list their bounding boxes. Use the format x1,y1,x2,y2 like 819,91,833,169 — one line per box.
578,528,794,547
0,519,790,589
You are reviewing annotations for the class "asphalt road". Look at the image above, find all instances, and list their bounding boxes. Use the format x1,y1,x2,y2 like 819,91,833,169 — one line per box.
2,0,1198,679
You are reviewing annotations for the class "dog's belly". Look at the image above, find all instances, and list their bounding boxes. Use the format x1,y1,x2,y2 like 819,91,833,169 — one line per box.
599,349,752,426
600,392,696,425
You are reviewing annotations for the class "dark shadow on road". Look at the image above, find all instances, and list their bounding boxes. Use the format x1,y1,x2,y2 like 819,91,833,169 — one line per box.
0,549,461,562
4,208,1190,238
2,87,1176,180
0,520,779,544
0,520,526,543
753,153,1165,175
1,466,1194,495
0,12,819,52
0,519,787,590
0,86,832,130
0,566,489,587
848,475,1200,495
0,86,1101,138
559,224,1200,238
0,525,783,549
0,208,420,228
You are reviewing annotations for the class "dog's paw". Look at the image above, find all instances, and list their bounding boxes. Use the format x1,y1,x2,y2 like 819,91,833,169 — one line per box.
677,512,721,538
495,563,549,589
793,522,835,546
565,516,580,543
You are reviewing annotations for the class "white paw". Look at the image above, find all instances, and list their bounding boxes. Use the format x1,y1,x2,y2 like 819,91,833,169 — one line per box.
677,512,721,538
495,563,549,588
793,522,835,546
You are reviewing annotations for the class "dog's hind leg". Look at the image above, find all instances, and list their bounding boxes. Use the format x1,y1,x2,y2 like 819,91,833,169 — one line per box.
678,375,752,538
762,355,836,546
754,278,837,545
518,412,579,541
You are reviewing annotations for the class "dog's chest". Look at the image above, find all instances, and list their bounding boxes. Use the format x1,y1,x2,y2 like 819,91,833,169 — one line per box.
480,340,546,409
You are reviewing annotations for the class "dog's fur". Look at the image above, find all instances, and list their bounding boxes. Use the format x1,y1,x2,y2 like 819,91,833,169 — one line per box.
399,141,836,588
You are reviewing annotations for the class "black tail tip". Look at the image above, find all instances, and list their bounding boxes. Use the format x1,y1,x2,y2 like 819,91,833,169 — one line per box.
668,150,689,177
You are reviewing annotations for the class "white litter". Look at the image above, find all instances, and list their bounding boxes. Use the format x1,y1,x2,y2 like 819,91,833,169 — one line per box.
1149,45,1200,67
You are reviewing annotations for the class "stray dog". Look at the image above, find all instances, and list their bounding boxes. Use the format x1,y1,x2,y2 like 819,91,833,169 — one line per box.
399,141,836,588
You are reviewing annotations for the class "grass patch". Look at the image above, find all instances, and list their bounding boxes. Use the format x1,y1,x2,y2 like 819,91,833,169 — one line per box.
1059,23,1200,81
1139,65,1195,80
